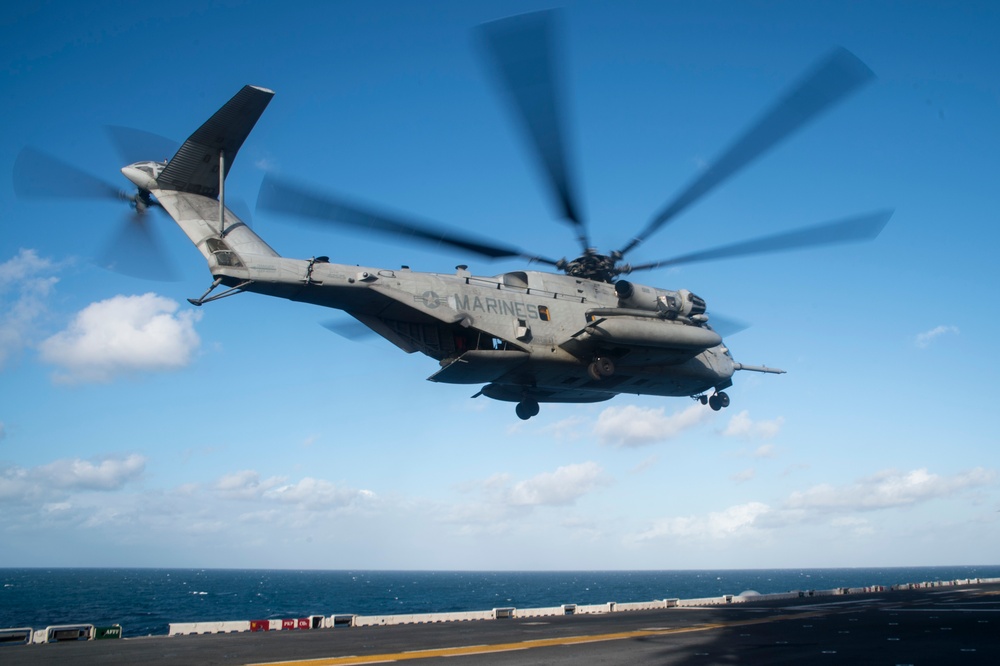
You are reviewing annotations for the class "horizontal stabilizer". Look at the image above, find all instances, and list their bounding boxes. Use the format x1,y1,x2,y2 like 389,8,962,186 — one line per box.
158,85,274,197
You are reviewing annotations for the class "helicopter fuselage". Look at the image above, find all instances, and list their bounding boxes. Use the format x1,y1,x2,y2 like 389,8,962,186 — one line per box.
149,181,736,409
146,176,736,408
230,251,735,405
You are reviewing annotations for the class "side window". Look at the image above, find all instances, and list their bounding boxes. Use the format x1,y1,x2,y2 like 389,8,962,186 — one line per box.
538,305,551,322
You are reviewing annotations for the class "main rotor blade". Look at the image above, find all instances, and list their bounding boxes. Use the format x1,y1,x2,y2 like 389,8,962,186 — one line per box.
479,10,589,250
257,174,559,265
626,209,892,271
620,47,876,257
13,147,121,200
105,126,179,165
228,197,254,229
321,317,377,341
706,313,750,338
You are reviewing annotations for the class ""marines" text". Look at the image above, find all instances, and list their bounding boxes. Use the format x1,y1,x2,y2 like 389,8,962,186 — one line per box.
453,294,542,319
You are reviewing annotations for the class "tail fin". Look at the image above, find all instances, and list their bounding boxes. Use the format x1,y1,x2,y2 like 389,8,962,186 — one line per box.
150,85,279,262
158,85,274,196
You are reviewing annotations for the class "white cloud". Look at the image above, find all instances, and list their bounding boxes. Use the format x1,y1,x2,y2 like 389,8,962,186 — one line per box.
39,293,201,383
0,467,31,502
630,455,660,475
830,516,875,536
596,404,712,447
753,444,777,459
438,462,609,536
0,454,146,503
915,325,959,349
539,415,588,441
213,470,374,513
636,501,771,541
265,478,375,511
786,467,995,513
721,411,785,439
0,249,53,285
0,249,59,369
507,462,608,507
632,466,996,546
731,468,755,483
214,470,285,500
37,454,146,491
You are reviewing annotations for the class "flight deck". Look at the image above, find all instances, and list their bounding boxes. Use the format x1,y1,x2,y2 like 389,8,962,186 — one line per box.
6,580,998,665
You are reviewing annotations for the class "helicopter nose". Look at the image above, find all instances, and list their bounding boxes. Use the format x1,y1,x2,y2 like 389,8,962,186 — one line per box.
121,164,157,191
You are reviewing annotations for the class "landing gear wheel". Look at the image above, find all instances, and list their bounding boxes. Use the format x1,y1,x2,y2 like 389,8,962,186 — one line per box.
699,395,708,405
708,391,730,411
587,357,615,380
516,399,540,420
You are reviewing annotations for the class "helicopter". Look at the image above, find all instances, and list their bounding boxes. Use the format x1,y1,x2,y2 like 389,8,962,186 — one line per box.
14,11,890,420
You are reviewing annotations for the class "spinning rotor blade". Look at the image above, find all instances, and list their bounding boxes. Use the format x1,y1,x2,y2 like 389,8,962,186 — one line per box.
14,146,177,281
13,147,121,200
620,47,876,257
321,317,377,341
258,174,559,265
706,313,750,339
98,212,178,281
228,198,254,229
627,209,893,272
479,10,589,250
105,126,179,165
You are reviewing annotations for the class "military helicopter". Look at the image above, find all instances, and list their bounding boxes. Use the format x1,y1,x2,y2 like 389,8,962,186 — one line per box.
14,12,890,420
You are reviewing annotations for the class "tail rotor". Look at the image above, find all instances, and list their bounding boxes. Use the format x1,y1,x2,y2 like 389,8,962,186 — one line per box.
13,134,179,280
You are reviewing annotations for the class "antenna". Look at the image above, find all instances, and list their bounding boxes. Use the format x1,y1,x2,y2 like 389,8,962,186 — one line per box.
218,149,226,235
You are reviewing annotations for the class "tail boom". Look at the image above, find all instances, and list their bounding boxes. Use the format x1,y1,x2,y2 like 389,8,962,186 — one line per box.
121,85,281,270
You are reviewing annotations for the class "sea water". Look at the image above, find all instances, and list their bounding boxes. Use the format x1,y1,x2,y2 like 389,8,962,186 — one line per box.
2,566,999,637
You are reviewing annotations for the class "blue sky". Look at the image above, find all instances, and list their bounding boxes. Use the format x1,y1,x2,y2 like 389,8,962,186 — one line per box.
1,0,997,570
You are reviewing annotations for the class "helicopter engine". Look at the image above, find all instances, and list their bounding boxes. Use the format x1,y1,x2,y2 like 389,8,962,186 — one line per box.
614,280,707,320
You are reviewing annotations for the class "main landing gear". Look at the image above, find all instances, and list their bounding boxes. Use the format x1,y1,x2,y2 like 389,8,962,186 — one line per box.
516,398,540,421
699,391,731,411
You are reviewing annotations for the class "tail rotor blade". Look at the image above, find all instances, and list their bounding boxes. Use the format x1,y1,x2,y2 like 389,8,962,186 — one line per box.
98,212,178,281
479,10,589,250
620,47,876,257
104,126,179,165
13,147,121,201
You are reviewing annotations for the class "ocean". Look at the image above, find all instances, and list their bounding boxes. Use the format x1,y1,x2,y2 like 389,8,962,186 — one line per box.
3,566,999,638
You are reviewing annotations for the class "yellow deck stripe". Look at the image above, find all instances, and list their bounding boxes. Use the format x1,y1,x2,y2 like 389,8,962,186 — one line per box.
249,610,827,666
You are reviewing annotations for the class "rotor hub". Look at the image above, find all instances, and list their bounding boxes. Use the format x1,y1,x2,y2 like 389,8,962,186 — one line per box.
559,249,621,282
